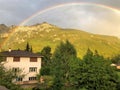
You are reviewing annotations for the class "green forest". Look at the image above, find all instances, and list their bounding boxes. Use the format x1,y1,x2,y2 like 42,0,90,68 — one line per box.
1,40,120,90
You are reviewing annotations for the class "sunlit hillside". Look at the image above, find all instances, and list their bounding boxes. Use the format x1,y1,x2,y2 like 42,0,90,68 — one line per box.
1,22,120,58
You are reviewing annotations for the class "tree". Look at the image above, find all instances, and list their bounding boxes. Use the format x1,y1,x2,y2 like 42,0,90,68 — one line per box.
93,50,104,60
70,49,118,90
83,48,93,63
111,54,120,90
0,55,23,90
25,42,30,52
41,46,52,65
51,40,79,89
40,46,52,76
111,54,120,64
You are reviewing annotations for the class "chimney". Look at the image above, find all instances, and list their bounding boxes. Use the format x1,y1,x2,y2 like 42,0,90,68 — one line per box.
9,48,11,52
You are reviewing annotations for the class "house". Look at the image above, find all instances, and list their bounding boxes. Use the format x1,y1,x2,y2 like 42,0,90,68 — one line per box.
0,49,42,84
116,64,120,69
111,63,120,69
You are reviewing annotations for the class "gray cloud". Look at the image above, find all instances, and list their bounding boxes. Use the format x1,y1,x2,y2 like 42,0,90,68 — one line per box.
23,4,120,37
0,0,119,25
0,0,47,25
0,0,120,37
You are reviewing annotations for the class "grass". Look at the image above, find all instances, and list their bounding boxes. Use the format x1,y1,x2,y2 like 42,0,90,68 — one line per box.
1,23,120,58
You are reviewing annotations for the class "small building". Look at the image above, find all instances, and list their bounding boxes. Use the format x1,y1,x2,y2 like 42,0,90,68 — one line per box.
110,63,117,67
111,63,120,69
116,64,120,69
1,49,42,84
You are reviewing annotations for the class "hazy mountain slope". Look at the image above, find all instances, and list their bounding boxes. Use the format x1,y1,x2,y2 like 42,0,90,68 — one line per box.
1,22,120,58
0,24,9,33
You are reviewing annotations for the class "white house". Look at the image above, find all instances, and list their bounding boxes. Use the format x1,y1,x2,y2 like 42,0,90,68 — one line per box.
1,49,42,84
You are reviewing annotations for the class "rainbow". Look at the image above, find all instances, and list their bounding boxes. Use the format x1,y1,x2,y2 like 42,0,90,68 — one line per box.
20,2,120,26
1,2,120,50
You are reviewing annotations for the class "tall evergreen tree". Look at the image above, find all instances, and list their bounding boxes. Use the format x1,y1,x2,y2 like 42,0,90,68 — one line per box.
25,42,30,52
40,46,52,75
83,48,93,62
51,40,79,89
41,46,52,65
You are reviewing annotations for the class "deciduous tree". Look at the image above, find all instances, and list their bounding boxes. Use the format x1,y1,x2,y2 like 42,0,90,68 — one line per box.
0,55,23,90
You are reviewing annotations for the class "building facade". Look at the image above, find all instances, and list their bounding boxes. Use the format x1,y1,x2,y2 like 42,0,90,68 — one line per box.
1,50,42,84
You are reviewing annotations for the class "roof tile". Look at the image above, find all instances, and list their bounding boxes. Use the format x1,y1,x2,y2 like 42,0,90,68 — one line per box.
0,50,42,57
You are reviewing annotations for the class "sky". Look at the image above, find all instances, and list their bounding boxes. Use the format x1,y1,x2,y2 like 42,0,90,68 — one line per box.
0,0,120,37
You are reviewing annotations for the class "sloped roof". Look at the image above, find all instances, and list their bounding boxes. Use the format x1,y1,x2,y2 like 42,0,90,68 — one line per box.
0,50,42,57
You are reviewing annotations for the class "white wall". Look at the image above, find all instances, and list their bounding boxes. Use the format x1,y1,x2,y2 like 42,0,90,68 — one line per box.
3,57,41,83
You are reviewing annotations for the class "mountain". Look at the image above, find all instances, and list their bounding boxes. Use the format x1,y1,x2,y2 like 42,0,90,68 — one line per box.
1,22,120,58
0,24,17,46
0,24,9,33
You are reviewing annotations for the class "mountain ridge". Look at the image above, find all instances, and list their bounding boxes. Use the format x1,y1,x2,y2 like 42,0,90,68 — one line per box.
0,22,120,58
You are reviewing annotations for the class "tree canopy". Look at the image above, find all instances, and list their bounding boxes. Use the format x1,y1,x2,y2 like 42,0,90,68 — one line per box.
33,40,119,90
40,46,52,65
0,55,23,90
50,42,118,90
40,46,52,76
51,40,79,89
70,49,118,90
111,54,120,64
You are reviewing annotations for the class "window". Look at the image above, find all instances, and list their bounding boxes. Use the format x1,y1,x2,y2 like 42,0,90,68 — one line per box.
16,77,23,81
29,67,37,72
13,57,20,62
29,77,37,81
30,57,37,62
12,67,19,72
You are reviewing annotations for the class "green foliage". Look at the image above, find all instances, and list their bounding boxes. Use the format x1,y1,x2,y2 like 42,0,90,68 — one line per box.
0,66,23,90
116,72,120,90
51,40,79,89
110,52,120,90
0,55,23,90
111,54,120,64
40,66,50,76
70,49,118,90
40,46,52,65
25,42,30,51
25,42,32,52
83,48,94,63
34,75,54,90
36,46,52,89
42,75,54,88
40,46,52,76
